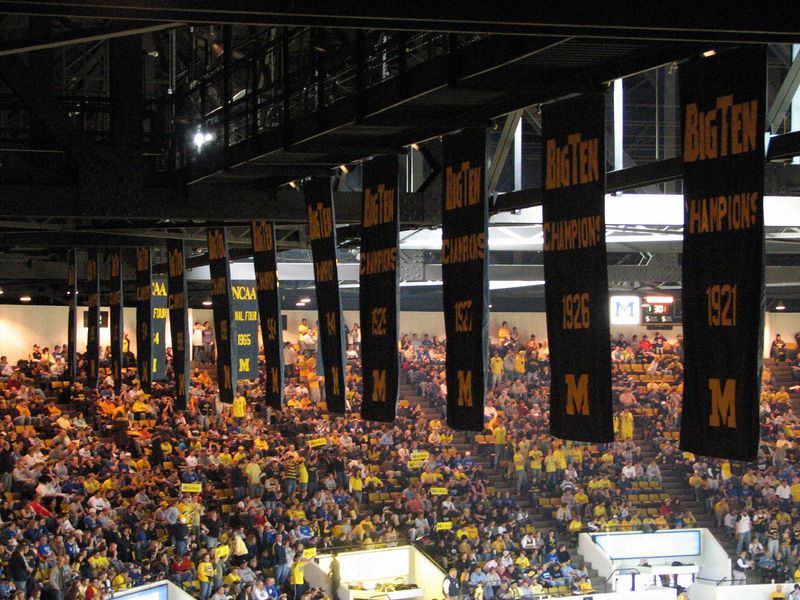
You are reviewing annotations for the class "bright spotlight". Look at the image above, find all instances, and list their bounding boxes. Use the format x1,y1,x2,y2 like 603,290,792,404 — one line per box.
194,130,213,149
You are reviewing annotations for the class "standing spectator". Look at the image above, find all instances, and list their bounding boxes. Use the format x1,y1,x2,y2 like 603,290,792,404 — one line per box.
284,342,297,379
192,322,204,363
202,322,215,363
443,568,461,600
735,513,752,555
732,551,752,584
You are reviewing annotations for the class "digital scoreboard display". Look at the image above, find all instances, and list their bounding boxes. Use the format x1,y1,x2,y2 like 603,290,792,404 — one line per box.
640,296,680,324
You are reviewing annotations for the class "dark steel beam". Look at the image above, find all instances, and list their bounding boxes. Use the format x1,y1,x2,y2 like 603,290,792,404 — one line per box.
0,3,797,42
185,35,567,183
767,131,800,162
0,21,179,56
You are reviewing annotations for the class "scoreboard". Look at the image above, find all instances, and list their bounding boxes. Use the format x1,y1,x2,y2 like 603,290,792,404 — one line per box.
641,296,681,324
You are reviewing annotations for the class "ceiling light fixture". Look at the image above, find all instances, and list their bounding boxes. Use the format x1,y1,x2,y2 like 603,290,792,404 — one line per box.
19,295,31,302
702,49,717,57
193,130,214,149
339,164,349,174
202,299,213,306
776,299,786,311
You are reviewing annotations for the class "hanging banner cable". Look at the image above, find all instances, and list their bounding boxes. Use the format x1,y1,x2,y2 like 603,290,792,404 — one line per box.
109,249,123,395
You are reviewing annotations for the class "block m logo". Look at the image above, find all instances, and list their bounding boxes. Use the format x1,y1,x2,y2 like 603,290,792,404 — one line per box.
709,378,736,428
457,370,473,407
565,374,589,416
372,369,387,402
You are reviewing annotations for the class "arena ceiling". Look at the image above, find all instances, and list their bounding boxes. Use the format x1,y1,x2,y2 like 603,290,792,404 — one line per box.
0,6,800,309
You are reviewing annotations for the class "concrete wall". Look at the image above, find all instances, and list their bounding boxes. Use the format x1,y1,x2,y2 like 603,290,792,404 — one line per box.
688,581,797,600
0,305,794,364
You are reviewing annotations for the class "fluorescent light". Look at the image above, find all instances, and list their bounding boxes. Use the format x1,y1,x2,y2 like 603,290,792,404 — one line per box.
295,302,306,307
300,297,311,303
19,296,31,302
339,164,349,174
703,49,717,57
776,300,786,311
202,300,213,306
644,296,674,304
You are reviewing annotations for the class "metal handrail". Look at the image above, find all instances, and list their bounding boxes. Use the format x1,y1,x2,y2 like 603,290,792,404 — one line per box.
696,575,734,586
602,567,641,593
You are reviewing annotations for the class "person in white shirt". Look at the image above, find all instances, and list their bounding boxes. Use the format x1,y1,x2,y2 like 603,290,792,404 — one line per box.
735,513,752,555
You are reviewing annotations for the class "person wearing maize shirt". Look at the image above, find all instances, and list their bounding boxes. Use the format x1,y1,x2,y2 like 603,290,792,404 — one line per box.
197,553,215,600
232,394,247,425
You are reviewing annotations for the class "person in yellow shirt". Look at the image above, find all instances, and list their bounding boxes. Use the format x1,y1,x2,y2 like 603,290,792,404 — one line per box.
217,447,233,466
529,447,543,483
620,410,634,441
568,517,583,533
513,450,527,493
493,420,507,468
233,446,249,464
298,459,309,492
490,353,503,388
498,322,510,341
553,447,567,480
543,451,557,486
111,571,129,590
197,553,215,600
349,471,363,504
514,351,525,376
231,394,247,425
768,583,787,600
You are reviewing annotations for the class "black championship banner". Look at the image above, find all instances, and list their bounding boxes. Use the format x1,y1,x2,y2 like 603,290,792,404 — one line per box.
151,277,168,381
360,156,399,422
135,247,152,392
251,221,284,410
231,280,259,381
109,249,123,395
86,249,100,388
542,93,614,443
441,129,488,431
305,178,347,413
67,249,78,387
207,228,235,403
679,47,766,461
167,240,190,410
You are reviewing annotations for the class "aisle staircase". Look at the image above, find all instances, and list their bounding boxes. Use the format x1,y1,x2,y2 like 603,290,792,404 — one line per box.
638,436,744,580
400,381,606,593
764,357,800,405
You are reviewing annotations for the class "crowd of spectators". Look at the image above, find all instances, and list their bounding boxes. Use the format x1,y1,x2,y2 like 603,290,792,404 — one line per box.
0,319,795,600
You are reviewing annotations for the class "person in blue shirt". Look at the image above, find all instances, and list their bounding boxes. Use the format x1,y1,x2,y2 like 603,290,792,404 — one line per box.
264,577,279,600
297,522,313,539
36,538,55,567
